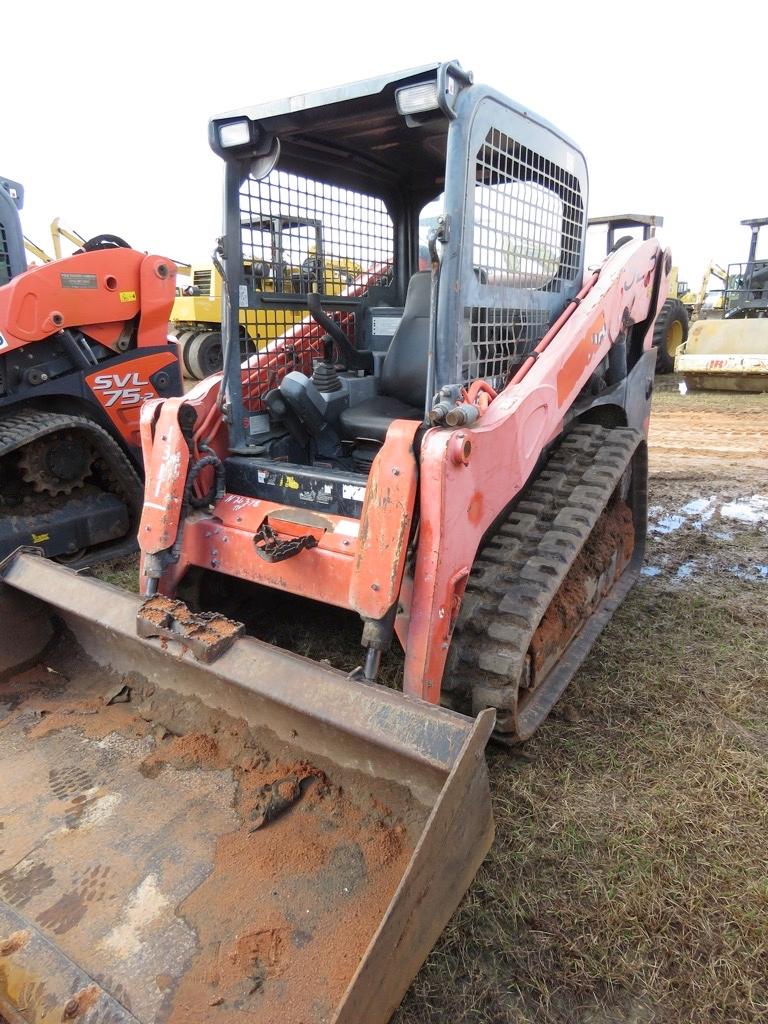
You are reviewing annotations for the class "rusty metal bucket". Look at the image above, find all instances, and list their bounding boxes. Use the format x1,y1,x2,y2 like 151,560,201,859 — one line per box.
0,550,494,1024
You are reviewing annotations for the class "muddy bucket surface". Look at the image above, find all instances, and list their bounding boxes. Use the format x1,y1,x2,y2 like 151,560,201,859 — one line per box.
0,551,494,1024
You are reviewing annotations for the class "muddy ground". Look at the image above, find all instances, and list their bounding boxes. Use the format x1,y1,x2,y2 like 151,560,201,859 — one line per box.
393,380,768,1024
88,379,767,1023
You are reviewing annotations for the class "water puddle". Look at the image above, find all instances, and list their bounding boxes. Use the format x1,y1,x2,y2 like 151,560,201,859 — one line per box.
680,497,716,516
675,562,697,579
649,494,768,534
729,564,768,580
720,496,768,524
651,514,686,534
642,559,768,583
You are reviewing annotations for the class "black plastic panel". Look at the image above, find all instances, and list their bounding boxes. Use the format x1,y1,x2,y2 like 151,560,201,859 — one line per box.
225,456,366,517
0,490,128,561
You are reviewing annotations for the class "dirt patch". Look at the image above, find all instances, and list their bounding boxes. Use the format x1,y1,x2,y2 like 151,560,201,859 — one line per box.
2,653,423,1024
141,732,225,773
648,388,768,475
25,698,146,743
0,660,150,743
0,931,28,957
63,984,100,1018
530,500,635,678
166,746,412,1023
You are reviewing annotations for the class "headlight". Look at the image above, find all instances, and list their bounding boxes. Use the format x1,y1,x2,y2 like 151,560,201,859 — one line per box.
218,119,252,148
395,82,439,116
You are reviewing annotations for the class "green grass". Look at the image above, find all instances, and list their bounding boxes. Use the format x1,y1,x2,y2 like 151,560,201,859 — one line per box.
394,579,768,1024
91,557,139,593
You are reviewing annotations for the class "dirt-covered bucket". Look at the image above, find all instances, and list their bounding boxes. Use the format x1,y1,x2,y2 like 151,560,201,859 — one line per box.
0,550,494,1024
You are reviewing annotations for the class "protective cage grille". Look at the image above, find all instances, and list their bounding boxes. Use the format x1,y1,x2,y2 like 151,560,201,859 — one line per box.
236,171,394,435
462,305,552,384
0,224,11,287
461,127,584,388
193,268,212,295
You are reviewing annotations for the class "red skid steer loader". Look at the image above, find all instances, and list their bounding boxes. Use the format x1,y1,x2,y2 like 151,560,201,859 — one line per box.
0,62,668,1023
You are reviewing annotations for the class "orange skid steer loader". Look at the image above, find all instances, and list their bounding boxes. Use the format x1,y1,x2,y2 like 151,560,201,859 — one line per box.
0,176,182,565
0,62,668,1023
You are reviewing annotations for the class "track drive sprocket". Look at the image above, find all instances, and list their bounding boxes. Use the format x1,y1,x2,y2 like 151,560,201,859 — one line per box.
18,432,94,496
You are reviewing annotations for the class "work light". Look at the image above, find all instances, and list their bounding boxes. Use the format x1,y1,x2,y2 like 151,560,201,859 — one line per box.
218,119,252,149
395,82,439,116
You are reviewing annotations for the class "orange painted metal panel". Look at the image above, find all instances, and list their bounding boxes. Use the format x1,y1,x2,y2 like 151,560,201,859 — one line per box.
402,238,665,702
349,420,420,620
85,350,178,450
173,495,358,610
0,249,176,351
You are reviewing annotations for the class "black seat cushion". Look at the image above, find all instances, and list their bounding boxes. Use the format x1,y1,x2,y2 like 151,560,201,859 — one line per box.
338,395,422,443
339,272,430,442
379,271,431,408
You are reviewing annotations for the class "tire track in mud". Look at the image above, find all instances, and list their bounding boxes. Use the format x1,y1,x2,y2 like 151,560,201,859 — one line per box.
649,407,768,474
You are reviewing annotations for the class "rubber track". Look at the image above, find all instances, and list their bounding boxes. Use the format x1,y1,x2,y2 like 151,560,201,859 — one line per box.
0,409,143,564
444,423,643,739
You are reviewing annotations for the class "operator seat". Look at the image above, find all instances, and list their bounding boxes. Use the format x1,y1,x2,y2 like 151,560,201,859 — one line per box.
339,271,431,442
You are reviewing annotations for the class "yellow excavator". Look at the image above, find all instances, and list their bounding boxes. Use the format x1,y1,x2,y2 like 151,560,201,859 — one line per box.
675,218,768,391
688,260,729,320
22,218,87,265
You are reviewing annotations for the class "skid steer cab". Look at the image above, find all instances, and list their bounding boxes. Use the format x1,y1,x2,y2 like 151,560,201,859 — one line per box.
139,60,670,741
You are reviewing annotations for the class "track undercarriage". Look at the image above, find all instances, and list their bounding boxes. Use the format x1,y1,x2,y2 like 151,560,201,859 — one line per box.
0,410,143,566
446,424,646,739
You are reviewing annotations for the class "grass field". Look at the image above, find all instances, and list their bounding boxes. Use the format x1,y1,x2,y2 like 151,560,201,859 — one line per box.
95,382,768,1023
395,384,768,1024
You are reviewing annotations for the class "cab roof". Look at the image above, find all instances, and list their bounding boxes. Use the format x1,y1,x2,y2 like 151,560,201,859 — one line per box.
212,63,451,198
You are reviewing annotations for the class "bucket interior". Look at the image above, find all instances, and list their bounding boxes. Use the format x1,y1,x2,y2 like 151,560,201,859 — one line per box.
0,639,428,1022
0,554,494,1024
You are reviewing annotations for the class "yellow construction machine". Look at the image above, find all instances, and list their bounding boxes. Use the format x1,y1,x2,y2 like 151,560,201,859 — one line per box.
675,218,768,391
22,218,87,265
689,260,729,320
172,216,359,378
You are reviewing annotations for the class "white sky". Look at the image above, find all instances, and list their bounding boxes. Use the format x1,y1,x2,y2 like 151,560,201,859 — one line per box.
3,0,766,284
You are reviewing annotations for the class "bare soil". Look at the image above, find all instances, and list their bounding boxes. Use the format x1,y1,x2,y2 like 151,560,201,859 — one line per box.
648,386,768,475
0,655,425,1024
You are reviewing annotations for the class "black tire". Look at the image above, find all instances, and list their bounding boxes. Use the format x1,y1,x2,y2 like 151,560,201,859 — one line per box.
175,330,202,378
80,233,131,252
187,331,223,379
652,298,688,374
